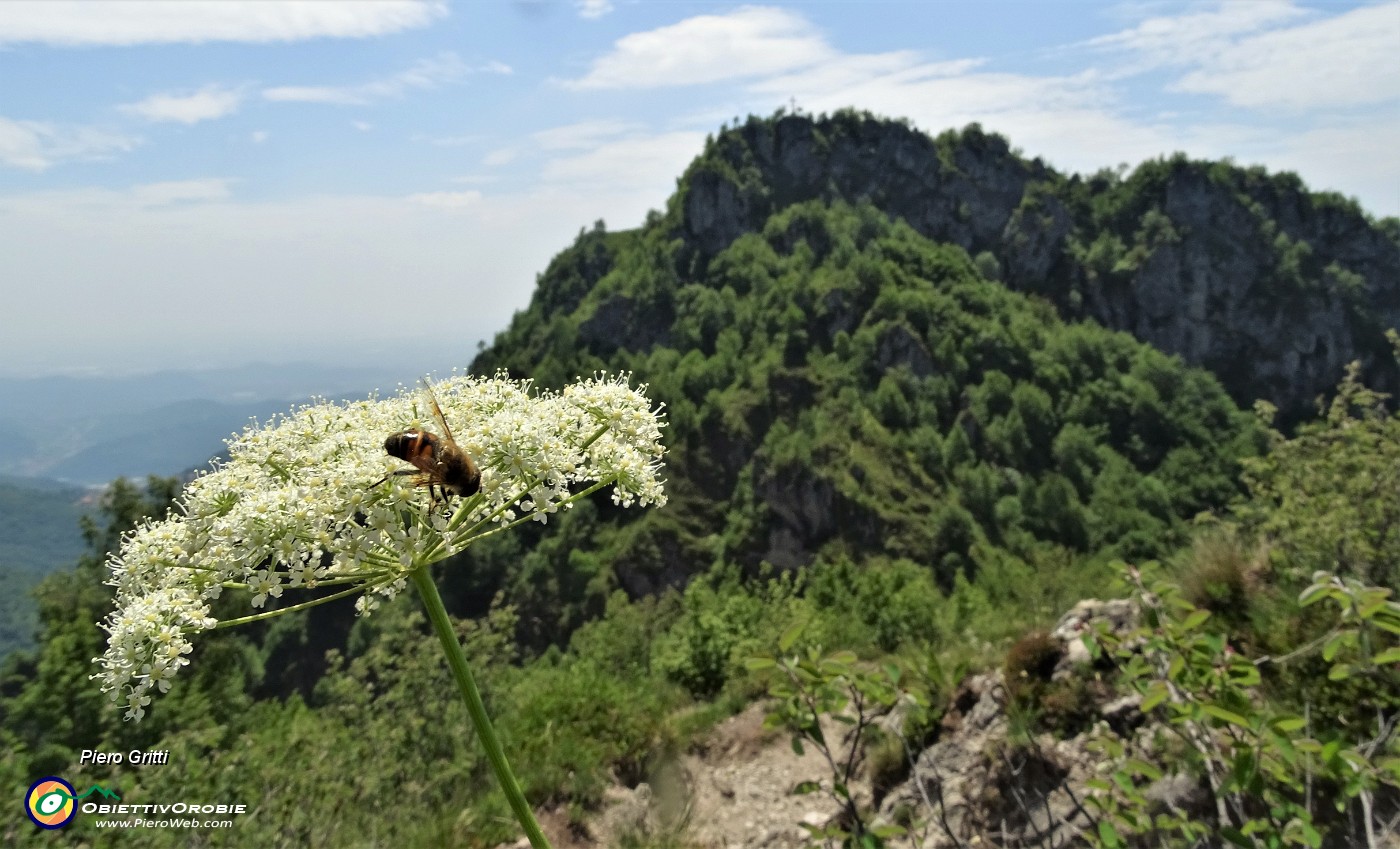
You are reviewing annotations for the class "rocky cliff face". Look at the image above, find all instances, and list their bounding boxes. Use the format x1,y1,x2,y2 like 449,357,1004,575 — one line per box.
680,115,1040,266
676,113,1400,416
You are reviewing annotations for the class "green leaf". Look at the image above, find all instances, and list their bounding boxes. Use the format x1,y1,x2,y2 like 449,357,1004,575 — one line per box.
745,656,777,671
1182,609,1211,630
1298,583,1333,606
1268,731,1300,766
1168,593,1197,613
790,736,805,757
1372,617,1400,636
1359,597,1391,618
1322,632,1351,662
883,662,902,685
778,620,804,653
1097,820,1123,849
1125,758,1163,781
1327,662,1354,682
1271,716,1307,733
1201,704,1250,727
1372,646,1400,665
1229,663,1261,687
792,780,821,795
1140,682,1169,713
1378,756,1400,781
1339,749,1368,771
1321,739,1341,763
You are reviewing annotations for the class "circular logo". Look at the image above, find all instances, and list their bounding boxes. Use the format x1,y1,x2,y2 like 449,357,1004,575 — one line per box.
26,777,76,829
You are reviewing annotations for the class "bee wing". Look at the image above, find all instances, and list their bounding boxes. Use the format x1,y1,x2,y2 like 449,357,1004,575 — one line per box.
420,379,459,448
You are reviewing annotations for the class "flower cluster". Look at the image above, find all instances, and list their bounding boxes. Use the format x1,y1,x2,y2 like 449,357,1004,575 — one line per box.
93,373,666,720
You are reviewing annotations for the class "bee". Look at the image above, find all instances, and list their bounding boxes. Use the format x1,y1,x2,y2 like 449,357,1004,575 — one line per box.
373,382,480,503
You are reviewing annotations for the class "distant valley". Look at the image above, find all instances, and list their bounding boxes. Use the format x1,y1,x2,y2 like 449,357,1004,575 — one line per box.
0,359,467,485
0,358,473,656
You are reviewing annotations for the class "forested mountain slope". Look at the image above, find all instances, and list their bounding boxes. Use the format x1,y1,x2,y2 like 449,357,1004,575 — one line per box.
668,113,1399,418
469,199,1262,644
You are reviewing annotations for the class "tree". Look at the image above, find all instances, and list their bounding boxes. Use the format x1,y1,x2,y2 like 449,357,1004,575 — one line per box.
1238,340,1400,590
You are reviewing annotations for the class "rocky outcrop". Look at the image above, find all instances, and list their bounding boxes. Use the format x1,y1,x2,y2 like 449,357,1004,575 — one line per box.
1068,164,1399,415
677,113,1400,416
680,115,1042,266
871,599,1140,848
578,293,673,354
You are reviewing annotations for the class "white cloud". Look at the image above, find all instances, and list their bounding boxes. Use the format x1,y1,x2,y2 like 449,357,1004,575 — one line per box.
0,0,447,46
0,117,138,171
750,54,983,104
1253,114,1400,211
563,6,835,89
406,190,483,208
263,52,468,105
1083,2,1309,72
250,130,269,144
531,119,641,150
1172,3,1400,111
576,0,614,20
1082,2,1399,112
352,121,374,132
130,178,234,206
120,85,245,124
683,4,1396,215
748,55,1121,154
540,130,706,196
261,86,365,106
414,133,480,146
483,148,518,166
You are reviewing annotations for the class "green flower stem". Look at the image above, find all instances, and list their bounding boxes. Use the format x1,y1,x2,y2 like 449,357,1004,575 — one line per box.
213,581,388,629
422,470,614,565
409,565,551,849
218,569,393,592
161,562,224,573
465,478,615,547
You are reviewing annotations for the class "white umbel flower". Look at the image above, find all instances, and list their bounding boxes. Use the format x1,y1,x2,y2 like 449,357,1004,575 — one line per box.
93,372,666,720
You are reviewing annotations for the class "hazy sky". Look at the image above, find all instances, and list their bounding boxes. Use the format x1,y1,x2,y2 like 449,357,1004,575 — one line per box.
2,0,1396,378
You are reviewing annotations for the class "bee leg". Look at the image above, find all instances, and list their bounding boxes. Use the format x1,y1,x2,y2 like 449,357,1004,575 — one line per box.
369,469,416,489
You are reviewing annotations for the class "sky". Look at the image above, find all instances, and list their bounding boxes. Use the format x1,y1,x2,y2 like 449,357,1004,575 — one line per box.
1,0,1397,378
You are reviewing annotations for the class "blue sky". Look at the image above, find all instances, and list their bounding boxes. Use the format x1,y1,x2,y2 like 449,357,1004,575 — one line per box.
1,0,1396,378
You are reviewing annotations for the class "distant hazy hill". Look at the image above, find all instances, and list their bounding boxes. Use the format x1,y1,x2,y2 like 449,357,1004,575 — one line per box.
0,476,91,656
36,398,288,485
0,361,445,485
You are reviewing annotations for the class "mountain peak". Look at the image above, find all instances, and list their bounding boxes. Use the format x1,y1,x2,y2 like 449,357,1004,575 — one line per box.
647,110,1399,416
